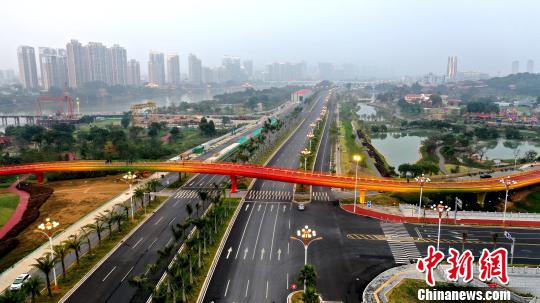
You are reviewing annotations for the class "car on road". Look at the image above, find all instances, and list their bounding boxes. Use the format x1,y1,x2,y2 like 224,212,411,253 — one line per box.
10,273,31,291
297,203,306,211
480,174,492,179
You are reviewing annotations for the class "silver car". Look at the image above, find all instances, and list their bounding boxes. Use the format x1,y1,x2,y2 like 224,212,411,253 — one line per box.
10,273,31,291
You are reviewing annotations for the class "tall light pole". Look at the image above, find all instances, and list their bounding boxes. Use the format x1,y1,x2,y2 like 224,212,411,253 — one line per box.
513,148,520,170
353,154,362,212
300,148,311,171
37,218,60,287
290,225,322,290
123,171,137,220
431,202,450,251
500,177,517,225
415,174,431,220
307,132,315,151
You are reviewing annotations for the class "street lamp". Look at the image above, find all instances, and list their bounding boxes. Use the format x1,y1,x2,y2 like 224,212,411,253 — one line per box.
37,218,60,287
300,148,311,171
352,154,362,212
290,225,323,290
307,132,315,150
431,202,450,251
513,148,520,170
499,177,517,225
415,174,431,219
122,171,137,220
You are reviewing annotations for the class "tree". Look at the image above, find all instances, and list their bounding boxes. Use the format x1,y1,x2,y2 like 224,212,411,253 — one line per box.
429,94,443,107
23,276,43,303
32,253,58,297
197,190,209,209
121,113,131,128
53,244,69,277
79,226,93,254
63,235,83,266
169,127,182,142
0,288,25,303
297,264,318,289
302,287,319,303
98,210,115,235
147,179,161,193
85,220,105,245
186,203,193,218
117,201,131,220
524,150,538,162
103,140,116,161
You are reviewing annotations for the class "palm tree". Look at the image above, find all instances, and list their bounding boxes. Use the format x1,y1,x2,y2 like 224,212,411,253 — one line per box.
197,190,209,209
134,187,145,209
146,179,161,193
186,203,193,219
79,226,93,253
64,235,83,266
98,210,115,235
195,202,201,217
116,201,131,220
32,253,58,297
23,276,43,303
171,221,188,242
177,255,190,302
297,264,318,290
85,220,105,245
53,244,69,277
0,288,25,303
302,287,319,303
165,265,178,303
113,212,125,232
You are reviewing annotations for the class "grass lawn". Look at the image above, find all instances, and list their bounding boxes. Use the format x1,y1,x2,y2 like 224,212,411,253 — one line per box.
387,279,508,303
513,191,540,213
0,192,19,228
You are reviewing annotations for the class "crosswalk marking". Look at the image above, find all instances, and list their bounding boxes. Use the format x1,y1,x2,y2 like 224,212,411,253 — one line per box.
245,190,293,202
173,189,219,199
311,191,331,201
380,222,421,264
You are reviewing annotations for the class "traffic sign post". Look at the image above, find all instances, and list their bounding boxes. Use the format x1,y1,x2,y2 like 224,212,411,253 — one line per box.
367,200,372,208
504,231,516,265
454,197,463,224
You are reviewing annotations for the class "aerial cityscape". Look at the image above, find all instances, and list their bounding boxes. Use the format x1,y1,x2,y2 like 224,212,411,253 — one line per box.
1,1,540,303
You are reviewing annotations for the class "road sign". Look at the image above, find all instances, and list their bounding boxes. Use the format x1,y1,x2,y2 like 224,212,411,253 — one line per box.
455,197,463,209
367,201,372,208
504,231,513,240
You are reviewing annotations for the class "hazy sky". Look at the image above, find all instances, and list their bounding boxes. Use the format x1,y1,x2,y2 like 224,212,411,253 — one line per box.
3,0,540,77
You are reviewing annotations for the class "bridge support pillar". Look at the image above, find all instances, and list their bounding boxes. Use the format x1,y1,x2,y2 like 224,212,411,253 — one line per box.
359,189,366,204
230,175,237,193
35,172,44,184
477,192,486,207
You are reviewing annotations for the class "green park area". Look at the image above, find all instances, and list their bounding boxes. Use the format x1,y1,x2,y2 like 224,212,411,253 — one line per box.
0,192,19,228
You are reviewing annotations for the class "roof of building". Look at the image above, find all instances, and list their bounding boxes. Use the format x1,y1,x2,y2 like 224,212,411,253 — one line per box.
294,89,312,95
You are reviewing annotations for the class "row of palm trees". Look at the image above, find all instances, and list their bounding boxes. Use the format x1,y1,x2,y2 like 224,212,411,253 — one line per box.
128,183,232,303
0,179,163,302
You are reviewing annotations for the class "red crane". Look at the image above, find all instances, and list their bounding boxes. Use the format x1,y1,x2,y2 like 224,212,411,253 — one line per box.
36,93,75,119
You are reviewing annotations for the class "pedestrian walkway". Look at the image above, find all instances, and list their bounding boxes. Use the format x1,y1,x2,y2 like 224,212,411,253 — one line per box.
0,175,30,239
380,222,421,264
245,190,293,202
173,189,220,199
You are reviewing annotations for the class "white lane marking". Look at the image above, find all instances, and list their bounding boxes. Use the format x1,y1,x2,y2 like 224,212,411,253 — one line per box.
286,273,289,290
261,248,265,260
245,204,250,211
266,280,269,299
243,248,248,260
224,279,230,297
166,237,173,247
252,203,268,259
269,202,280,260
415,227,422,239
287,242,290,254
277,248,281,261
288,219,291,230
226,247,232,259
102,266,116,282
173,200,179,207
245,279,250,297
258,204,262,212
132,237,143,249
168,216,177,226
148,238,158,249
235,202,255,259
121,266,134,282
154,216,164,225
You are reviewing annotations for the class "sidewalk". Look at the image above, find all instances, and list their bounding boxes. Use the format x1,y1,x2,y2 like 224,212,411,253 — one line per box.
0,173,163,292
341,204,540,228
363,264,540,303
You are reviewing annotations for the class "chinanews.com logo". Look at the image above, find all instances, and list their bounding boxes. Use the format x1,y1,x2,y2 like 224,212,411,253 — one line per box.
415,245,512,301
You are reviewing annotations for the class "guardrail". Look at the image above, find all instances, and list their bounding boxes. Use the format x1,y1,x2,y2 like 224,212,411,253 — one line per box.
399,204,540,221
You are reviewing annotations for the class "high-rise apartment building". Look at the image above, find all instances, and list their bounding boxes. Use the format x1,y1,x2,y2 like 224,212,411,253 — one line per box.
108,45,127,86
446,56,458,80
127,59,141,86
527,59,534,73
86,42,110,84
222,56,244,82
38,47,68,90
167,54,181,85
17,46,39,90
511,60,520,74
318,62,334,80
188,54,202,85
243,60,253,78
66,39,89,88
148,51,165,86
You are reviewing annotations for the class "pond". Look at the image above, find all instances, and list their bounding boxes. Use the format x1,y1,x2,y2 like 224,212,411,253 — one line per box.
370,132,430,170
483,139,540,160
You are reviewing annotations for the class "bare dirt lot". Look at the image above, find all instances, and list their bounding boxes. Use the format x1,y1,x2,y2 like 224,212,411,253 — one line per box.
0,174,128,271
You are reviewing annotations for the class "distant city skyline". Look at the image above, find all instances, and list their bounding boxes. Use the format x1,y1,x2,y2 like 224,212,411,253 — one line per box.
3,0,540,77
